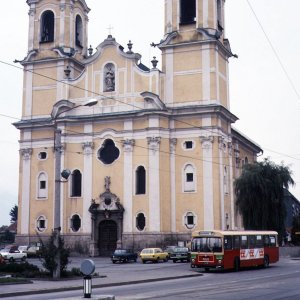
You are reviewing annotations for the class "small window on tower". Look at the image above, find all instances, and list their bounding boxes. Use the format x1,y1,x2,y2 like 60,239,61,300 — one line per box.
180,0,196,25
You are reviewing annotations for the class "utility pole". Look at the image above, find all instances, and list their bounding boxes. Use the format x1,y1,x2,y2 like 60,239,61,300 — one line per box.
53,127,62,279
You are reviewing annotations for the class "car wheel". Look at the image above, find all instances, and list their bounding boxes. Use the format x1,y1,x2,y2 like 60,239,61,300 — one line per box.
173,259,176,263
134,258,137,262
204,267,210,272
112,261,116,264
9,257,14,263
163,258,167,262
21,256,26,262
142,260,146,264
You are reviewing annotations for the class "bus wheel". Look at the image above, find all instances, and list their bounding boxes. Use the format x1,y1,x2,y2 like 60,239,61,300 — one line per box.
263,255,269,268
234,257,240,272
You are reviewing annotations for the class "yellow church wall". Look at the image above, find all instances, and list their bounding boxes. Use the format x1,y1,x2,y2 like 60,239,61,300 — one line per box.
173,48,202,72
31,129,53,140
218,56,227,77
32,89,57,116
198,0,204,28
173,74,202,103
210,73,217,100
134,71,150,92
69,76,87,99
32,65,57,87
219,77,228,107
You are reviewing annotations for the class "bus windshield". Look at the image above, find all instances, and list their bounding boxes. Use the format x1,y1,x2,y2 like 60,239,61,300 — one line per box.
191,237,222,253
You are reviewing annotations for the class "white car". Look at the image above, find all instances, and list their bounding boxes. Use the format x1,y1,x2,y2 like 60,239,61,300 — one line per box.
0,246,27,262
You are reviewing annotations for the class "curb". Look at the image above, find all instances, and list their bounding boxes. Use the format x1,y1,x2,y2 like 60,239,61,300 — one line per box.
0,273,203,298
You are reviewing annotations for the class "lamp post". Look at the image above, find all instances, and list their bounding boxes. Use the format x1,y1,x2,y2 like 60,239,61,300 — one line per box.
52,99,97,279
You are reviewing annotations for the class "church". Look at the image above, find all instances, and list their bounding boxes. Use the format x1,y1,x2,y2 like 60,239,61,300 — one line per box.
15,0,262,256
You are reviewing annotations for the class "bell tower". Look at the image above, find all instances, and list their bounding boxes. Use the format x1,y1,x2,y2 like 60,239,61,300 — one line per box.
160,0,234,108
26,0,90,62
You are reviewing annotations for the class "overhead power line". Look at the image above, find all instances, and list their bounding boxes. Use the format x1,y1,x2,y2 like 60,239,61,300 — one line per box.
246,0,300,102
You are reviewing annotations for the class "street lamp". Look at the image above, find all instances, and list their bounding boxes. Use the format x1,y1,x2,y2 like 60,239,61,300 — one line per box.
52,99,98,279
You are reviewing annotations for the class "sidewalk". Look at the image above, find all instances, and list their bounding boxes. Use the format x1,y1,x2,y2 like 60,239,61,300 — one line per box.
0,259,202,298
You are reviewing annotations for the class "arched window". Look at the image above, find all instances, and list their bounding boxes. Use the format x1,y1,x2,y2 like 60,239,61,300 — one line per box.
71,169,82,197
184,212,196,229
71,214,81,232
75,15,83,47
40,10,54,43
37,172,47,198
180,0,196,25
136,213,146,231
216,0,223,30
183,164,196,192
136,166,146,195
245,156,249,165
36,216,47,232
103,63,115,92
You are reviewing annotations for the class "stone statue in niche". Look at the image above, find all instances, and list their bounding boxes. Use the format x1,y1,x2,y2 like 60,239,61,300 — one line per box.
104,64,115,92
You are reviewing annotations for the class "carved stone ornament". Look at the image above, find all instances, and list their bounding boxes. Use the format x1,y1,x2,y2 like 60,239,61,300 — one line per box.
170,138,177,153
20,148,33,160
218,136,227,152
89,176,124,212
200,136,214,150
82,142,94,155
28,8,36,16
147,137,161,154
121,139,135,152
59,4,66,11
227,142,233,156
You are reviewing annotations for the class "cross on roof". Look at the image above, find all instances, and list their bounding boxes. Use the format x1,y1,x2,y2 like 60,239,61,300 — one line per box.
107,24,114,36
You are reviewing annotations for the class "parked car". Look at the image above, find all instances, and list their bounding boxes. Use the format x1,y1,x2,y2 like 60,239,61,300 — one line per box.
0,245,27,262
25,245,41,258
140,248,168,264
18,245,29,253
164,245,177,260
169,246,191,263
111,249,138,263
0,254,5,264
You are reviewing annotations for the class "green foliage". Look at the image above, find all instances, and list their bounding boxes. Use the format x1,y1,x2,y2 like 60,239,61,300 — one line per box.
235,158,294,241
9,205,18,223
0,262,43,278
39,231,70,276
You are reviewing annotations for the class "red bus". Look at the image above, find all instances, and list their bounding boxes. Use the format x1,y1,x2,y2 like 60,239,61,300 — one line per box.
190,230,279,271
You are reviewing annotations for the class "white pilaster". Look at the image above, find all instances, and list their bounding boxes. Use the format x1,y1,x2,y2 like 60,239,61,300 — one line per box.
170,138,177,232
25,65,33,117
59,3,66,47
122,139,135,232
28,7,35,51
20,148,32,234
218,136,225,230
200,135,214,230
82,135,94,233
147,137,161,231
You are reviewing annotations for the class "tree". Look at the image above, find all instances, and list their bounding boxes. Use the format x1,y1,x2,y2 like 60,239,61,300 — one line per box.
39,231,70,277
235,158,294,242
9,205,18,223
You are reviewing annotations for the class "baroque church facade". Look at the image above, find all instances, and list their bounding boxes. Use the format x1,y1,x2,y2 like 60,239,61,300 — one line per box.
15,0,262,255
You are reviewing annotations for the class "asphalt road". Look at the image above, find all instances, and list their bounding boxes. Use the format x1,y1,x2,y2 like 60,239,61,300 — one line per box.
3,257,300,299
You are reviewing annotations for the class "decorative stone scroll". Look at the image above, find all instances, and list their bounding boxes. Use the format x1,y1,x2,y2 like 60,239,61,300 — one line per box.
200,135,214,151
20,148,32,160
147,137,161,154
82,142,94,155
121,139,135,152
218,136,227,152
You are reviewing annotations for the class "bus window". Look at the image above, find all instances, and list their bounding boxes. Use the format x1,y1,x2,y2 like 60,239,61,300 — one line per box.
264,235,270,247
241,236,248,249
233,235,240,249
224,236,232,250
249,235,256,249
270,236,276,247
256,235,263,247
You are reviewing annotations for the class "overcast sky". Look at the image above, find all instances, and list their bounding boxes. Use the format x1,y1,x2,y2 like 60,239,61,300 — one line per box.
0,0,299,226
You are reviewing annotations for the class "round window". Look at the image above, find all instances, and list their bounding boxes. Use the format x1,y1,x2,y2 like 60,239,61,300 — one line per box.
97,139,120,164
71,214,81,232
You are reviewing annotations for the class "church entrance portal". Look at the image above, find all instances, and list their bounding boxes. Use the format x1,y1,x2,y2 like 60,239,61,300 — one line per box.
89,176,124,256
98,220,118,256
